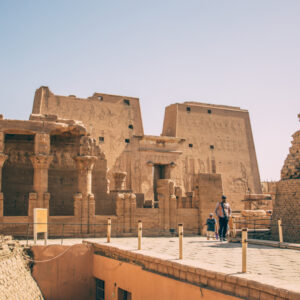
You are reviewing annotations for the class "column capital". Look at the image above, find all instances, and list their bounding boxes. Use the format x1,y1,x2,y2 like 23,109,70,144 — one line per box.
74,155,98,171
30,155,53,169
0,153,8,168
113,172,127,190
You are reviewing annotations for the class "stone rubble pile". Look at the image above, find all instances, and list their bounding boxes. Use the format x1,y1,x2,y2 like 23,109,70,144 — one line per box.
0,235,43,300
281,126,300,180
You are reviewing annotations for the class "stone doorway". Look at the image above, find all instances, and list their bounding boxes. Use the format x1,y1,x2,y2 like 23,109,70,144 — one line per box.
153,164,170,205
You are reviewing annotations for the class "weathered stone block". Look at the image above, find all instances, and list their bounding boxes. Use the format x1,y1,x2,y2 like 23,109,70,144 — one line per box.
235,286,249,298
260,292,275,300
221,282,235,294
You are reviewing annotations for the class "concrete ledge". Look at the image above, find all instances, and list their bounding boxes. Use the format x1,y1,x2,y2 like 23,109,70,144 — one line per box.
88,241,299,300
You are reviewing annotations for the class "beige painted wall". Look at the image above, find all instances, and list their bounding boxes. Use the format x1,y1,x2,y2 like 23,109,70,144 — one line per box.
32,244,95,300
93,254,241,300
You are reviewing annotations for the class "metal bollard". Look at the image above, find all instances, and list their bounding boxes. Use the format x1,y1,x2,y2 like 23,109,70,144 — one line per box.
242,228,248,273
278,219,283,243
138,220,142,250
107,218,111,243
178,224,183,259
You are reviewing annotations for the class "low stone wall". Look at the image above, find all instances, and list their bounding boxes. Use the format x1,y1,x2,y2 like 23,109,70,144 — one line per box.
272,179,300,243
0,237,43,300
90,242,299,300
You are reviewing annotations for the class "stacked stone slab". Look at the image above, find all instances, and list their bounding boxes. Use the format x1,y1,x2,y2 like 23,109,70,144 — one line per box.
272,114,300,242
0,236,43,299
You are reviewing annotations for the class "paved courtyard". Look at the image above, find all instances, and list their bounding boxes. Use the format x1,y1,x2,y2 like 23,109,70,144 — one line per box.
24,236,300,293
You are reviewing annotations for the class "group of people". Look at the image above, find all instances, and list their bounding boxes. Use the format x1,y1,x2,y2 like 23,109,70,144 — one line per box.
205,195,231,242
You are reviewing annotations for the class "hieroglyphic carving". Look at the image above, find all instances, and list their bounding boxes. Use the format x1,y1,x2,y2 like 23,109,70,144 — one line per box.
79,136,93,156
51,151,76,168
226,162,250,194
179,115,245,136
35,133,50,155
197,159,206,172
6,150,31,165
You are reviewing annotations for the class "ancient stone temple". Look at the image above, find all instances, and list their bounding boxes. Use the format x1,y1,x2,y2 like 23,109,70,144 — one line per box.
0,87,262,236
272,114,300,242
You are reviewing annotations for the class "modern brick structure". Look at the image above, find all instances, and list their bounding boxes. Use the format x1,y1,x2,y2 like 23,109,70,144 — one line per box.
0,87,262,236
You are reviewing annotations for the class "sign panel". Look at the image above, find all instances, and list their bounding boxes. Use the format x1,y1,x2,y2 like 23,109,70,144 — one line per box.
33,208,48,244
34,208,48,233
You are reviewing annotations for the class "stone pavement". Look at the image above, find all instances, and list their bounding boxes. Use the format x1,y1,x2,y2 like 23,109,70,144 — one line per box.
22,236,300,293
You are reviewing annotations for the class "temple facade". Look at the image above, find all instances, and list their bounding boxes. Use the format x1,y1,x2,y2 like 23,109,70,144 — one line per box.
0,87,262,236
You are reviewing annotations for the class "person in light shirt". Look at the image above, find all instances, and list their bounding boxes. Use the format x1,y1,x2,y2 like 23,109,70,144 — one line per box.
215,195,231,241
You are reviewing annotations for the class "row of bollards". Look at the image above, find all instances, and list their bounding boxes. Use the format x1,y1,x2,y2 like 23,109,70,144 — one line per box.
106,218,184,260
106,219,281,273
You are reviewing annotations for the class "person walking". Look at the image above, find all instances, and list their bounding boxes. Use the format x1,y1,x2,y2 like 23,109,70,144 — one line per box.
205,213,218,240
215,195,231,241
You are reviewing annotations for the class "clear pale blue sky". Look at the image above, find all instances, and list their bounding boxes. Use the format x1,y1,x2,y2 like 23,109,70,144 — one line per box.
0,1,299,181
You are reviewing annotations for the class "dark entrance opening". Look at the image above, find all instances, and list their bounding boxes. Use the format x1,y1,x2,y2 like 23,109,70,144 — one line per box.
2,134,34,216
153,164,166,204
118,288,132,300
95,278,105,300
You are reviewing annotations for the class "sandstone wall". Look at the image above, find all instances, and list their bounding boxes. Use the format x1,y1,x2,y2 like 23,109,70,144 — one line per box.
162,103,262,210
0,240,43,300
32,87,144,191
177,208,198,233
193,173,223,234
272,122,300,243
129,136,184,202
272,179,300,242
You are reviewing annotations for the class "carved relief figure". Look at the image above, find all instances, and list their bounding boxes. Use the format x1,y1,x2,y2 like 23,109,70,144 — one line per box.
79,135,93,156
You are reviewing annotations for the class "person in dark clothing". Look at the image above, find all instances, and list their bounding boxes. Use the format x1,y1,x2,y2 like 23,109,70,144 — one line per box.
215,195,231,241
205,213,218,240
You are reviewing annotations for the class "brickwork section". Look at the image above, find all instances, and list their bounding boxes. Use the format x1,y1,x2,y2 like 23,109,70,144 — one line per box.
272,116,300,243
0,237,43,300
272,180,300,242
90,239,300,300
281,128,300,180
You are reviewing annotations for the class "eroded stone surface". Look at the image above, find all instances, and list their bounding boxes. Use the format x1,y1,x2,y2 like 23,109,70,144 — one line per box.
0,237,43,299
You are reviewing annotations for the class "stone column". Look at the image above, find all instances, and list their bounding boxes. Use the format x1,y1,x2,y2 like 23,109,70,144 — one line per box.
0,153,8,217
113,172,127,190
29,155,53,213
113,172,136,234
74,156,97,233
28,133,52,216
